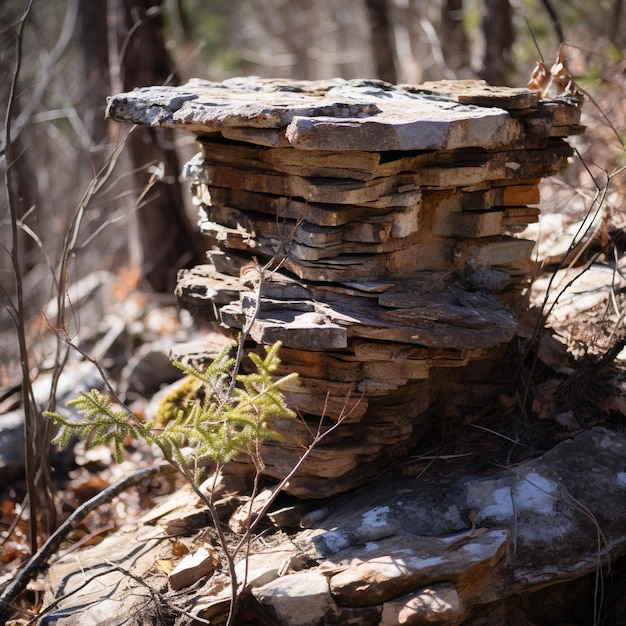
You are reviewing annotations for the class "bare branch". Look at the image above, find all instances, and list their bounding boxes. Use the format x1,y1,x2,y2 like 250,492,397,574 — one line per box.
4,0,80,150
0,464,174,623
4,0,43,557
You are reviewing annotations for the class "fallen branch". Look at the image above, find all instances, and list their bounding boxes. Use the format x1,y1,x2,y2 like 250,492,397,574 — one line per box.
0,463,173,623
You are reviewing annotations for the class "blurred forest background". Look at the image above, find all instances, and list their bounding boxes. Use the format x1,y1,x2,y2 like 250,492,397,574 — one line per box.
1,0,625,385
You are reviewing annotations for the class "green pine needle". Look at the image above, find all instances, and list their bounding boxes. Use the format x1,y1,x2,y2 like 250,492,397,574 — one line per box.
44,341,297,473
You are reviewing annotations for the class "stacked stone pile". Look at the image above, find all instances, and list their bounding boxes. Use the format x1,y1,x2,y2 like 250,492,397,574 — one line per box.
106,77,584,498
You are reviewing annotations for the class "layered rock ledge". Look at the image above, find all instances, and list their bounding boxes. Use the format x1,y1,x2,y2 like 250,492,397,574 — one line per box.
43,428,626,625
106,77,585,498
36,76,626,626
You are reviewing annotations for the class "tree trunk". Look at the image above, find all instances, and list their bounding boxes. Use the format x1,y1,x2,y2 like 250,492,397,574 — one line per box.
364,0,397,84
440,0,469,74
118,0,198,293
80,0,198,293
479,0,514,85
79,0,110,150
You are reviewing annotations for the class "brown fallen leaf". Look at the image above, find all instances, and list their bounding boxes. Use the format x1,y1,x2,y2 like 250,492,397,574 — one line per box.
527,45,584,99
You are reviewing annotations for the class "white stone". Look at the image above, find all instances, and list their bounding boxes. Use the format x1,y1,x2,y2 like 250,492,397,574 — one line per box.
251,571,334,626
514,472,558,515
380,584,464,626
169,546,215,591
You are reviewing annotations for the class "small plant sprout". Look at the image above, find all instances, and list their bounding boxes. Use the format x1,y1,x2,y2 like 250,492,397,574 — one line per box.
44,340,298,477
43,340,298,624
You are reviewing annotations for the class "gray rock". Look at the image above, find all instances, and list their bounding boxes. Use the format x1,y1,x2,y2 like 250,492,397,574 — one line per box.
0,411,25,483
251,570,382,626
126,347,181,395
328,529,508,606
106,78,522,152
463,427,626,602
251,571,337,626
0,360,103,484
302,427,626,608
379,584,464,626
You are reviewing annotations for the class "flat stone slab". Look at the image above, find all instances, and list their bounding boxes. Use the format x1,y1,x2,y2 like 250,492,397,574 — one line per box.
327,529,509,606
105,77,526,152
41,525,169,625
412,79,539,109
168,545,215,590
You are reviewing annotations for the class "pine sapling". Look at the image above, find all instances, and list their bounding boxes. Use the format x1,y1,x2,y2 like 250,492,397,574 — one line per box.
45,340,298,478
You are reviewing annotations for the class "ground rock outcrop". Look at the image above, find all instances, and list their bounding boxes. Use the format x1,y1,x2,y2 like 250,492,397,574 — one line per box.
42,428,626,625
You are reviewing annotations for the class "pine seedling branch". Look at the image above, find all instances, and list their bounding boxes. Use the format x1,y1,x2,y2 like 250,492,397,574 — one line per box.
48,388,151,463
42,340,300,626
44,340,298,471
